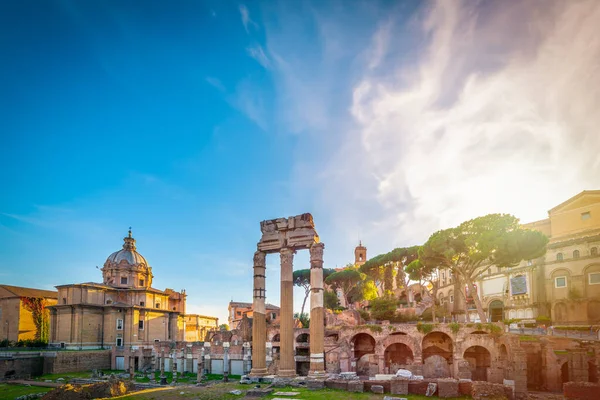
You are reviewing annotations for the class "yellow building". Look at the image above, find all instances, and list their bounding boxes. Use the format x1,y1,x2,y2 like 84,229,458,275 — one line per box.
435,190,600,324
0,284,58,342
48,230,218,370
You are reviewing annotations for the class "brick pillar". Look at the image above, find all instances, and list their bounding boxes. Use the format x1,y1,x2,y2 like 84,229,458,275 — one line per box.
309,242,326,378
511,348,528,400
278,247,296,377
250,251,267,376
568,349,589,383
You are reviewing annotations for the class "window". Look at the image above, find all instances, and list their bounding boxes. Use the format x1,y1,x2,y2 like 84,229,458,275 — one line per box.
555,276,567,288
155,303,160,309
450,295,454,303
556,253,564,261
140,301,145,307
573,250,580,259
271,312,277,320
154,339,160,343
60,342,65,349
62,298,67,304
138,320,144,330
116,338,123,347
236,311,241,316
116,319,123,330
592,247,598,256
121,277,128,285
581,211,591,221
589,273,600,285
139,279,144,286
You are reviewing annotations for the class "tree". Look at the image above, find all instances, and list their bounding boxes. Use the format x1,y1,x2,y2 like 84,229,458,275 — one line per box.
419,213,548,322
325,268,363,307
360,246,420,295
294,268,335,317
324,289,340,310
369,296,398,321
294,312,310,328
219,324,229,331
406,258,439,321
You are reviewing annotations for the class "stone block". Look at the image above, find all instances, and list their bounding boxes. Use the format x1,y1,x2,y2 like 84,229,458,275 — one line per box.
471,381,507,400
458,379,472,396
364,380,390,393
390,378,408,395
347,381,364,393
384,397,408,400
325,380,347,390
371,384,384,394
425,382,437,397
245,388,274,397
437,378,459,398
306,380,325,390
408,381,429,395
563,381,600,400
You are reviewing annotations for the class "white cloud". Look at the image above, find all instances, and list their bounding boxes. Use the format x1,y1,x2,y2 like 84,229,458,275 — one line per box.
246,45,270,69
347,0,600,245
260,0,600,262
239,4,258,33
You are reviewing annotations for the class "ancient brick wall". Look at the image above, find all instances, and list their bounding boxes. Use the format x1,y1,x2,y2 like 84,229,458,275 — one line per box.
43,350,111,374
0,355,44,379
563,381,600,400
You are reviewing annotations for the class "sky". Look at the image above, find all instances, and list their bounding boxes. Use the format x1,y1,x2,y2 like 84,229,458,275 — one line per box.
1,0,599,325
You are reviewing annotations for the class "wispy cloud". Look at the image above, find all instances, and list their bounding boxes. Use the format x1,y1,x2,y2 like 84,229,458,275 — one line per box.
246,45,270,69
239,4,258,33
205,76,226,92
260,0,600,259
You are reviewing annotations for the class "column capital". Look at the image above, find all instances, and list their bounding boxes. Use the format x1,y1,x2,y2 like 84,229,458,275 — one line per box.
280,247,294,266
310,242,324,263
253,251,266,267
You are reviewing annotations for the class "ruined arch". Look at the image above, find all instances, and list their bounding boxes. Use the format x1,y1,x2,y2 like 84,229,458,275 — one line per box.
488,300,504,322
561,362,569,387
296,333,310,343
589,361,598,383
422,331,453,378
351,333,377,376
464,346,491,381
271,333,280,342
384,343,414,374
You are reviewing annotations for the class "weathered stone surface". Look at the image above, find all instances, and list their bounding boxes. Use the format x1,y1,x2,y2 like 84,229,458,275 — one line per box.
390,377,409,395
325,380,348,390
245,388,274,397
383,397,408,400
408,381,430,395
371,384,384,394
563,381,600,400
471,381,507,400
458,379,472,396
306,380,325,390
437,378,459,398
347,381,364,393
273,392,300,396
425,382,437,397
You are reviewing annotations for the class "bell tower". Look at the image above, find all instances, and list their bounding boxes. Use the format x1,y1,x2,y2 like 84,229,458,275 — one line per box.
354,241,367,266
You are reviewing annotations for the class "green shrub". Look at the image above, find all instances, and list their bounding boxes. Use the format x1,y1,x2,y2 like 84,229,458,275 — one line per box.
536,316,552,324
417,322,434,334
484,323,502,335
369,296,398,322
358,309,371,322
420,308,433,321
449,322,460,334
364,324,383,333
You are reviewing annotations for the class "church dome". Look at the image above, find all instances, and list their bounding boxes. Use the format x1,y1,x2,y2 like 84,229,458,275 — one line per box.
102,229,153,288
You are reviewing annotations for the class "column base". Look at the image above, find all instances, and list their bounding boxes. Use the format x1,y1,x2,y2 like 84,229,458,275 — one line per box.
249,368,268,377
277,369,296,377
308,370,327,378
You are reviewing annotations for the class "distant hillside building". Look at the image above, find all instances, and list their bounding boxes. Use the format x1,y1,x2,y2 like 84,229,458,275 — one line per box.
48,230,218,370
228,301,280,330
0,285,58,342
436,190,600,324
354,241,367,266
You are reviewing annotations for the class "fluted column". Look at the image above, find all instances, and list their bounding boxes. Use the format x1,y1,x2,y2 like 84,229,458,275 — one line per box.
250,251,267,376
278,247,296,377
309,242,326,377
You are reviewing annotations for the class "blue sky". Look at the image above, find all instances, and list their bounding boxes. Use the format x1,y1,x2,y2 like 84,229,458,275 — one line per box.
2,0,599,324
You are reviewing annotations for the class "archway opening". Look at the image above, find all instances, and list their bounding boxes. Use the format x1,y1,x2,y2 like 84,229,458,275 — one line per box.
464,346,491,381
589,361,598,383
489,300,504,322
296,333,309,343
352,333,377,376
384,343,414,374
588,301,600,322
422,332,453,378
272,333,280,342
555,303,568,323
561,362,569,387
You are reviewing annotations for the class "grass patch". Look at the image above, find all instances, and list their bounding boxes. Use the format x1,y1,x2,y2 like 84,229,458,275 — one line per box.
115,384,471,400
0,383,53,397
519,335,540,342
35,370,94,380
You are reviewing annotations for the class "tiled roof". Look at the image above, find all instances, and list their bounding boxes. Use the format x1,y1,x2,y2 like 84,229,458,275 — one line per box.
229,301,279,310
0,284,58,299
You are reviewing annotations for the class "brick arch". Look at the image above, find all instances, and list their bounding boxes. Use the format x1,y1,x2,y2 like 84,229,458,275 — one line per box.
381,332,421,358
269,331,280,342
458,335,497,356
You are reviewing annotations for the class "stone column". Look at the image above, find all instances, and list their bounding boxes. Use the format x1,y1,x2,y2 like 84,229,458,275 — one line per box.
309,243,326,377
250,251,268,376
278,247,296,377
